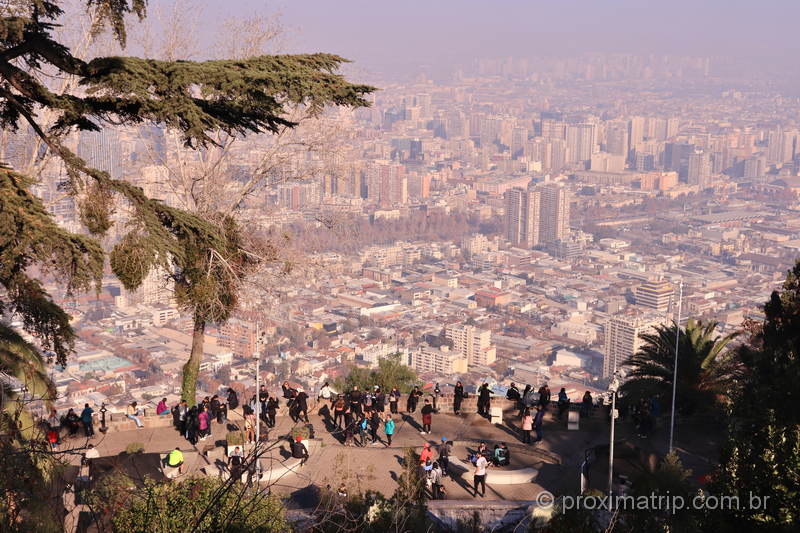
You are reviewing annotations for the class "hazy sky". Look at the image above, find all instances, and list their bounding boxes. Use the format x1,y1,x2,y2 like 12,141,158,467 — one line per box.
213,0,800,73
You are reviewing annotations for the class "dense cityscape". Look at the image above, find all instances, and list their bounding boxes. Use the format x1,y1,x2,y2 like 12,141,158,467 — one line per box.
1,1,799,532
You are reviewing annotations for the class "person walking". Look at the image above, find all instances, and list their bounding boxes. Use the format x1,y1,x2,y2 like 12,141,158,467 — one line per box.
438,437,451,476
533,405,545,443
388,387,401,414
80,403,94,437
477,383,492,418
430,461,443,500
384,413,395,447
521,408,533,444
453,381,465,415
407,386,422,413
420,398,434,434
473,452,488,498
127,402,144,428
295,388,310,423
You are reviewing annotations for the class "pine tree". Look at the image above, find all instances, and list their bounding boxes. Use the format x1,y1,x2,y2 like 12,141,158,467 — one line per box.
706,260,800,532
1,1,374,404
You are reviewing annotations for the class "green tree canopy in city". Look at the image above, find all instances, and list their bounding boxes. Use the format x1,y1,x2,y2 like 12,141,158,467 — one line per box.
336,354,419,394
0,0,375,404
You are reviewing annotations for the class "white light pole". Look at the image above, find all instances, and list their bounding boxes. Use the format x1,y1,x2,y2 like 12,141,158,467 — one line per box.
254,322,262,480
669,281,683,453
607,372,620,496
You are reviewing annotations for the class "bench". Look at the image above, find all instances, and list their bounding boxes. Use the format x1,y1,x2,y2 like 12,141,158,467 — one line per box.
449,456,538,485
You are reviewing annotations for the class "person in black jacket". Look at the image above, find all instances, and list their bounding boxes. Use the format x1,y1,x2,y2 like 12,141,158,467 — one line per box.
349,386,363,417
291,436,309,466
388,387,401,414
258,385,269,424
227,388,239,413
266,395,279,428
374,387,386,413
295,388,310,423
453,381,465,415
477,383,492,417
420,398,434,434
407,386,422,413
369,409,382,444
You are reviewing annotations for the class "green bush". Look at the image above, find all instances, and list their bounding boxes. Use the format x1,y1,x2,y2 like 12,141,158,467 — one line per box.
291,425,311,440
125,442,144,454
226,431,244,446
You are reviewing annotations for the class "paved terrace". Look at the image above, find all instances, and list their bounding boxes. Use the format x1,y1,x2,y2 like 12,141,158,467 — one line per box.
62,395,721,506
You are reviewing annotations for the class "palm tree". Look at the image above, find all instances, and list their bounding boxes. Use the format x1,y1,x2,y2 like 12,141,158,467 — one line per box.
620,319,737,415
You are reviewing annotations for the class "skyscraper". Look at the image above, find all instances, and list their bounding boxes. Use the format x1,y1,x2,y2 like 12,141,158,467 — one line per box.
603,315,665,378
505,187,540,248
445,323,496,367
538,183,570,244
566,123,595,166
634,280,674,313
687,150,711,187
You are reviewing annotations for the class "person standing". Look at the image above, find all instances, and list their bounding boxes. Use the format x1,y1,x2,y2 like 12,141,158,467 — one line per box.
333,395,346,429
295,388,310,423
384,413,395,447
80,403,94,437
266,394,279,428
581,391,593,418
388,387,401,414
227,388,239,414
198,407,210,441
174,400,188,434
244,409,256,444
538,384,551,409
473,453,488,498
557,388,569,420
453,381,465,415
533,405,545,443
438,437,451,476
420,398,434,434
318,382,334,408
521,408,533,444
349,386,363,418
369,409,382,445
407,386,422,413
228,446,244,482
374,387,386,413
477,383,492,418
258,385,269,424
419,442,434,465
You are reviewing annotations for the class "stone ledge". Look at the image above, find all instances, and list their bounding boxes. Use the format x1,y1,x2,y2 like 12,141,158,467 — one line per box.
449,456,538,485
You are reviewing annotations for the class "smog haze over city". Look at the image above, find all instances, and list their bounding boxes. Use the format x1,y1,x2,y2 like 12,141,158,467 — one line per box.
2,0,800,529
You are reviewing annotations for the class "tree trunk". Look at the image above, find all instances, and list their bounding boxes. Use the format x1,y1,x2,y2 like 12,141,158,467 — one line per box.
182,314,206,406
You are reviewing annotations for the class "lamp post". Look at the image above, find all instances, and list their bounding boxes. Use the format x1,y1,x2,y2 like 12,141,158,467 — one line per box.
607,372,620,497
669,280,683,453
254,323,262,481
99,403,107,433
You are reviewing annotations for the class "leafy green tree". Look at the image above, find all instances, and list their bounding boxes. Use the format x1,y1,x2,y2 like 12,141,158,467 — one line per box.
620,319,737,414
706,260,800,532
87,475,287,532
336,354,418,394
0,0,374,404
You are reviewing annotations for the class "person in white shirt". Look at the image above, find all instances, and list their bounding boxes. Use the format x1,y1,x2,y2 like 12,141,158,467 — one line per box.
318,382,335,406
473,454,488,497
84,444,100,460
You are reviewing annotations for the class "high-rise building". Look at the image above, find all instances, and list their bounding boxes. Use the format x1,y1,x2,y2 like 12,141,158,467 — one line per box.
505,187,540,248
445,324,496,367
538,183,570,244
605,122,629,156
628,116,646,156
410,345,468,375
634,280,674,313
687,150,712,187
603,315,665,377
566,123,595,166
78,129,121,178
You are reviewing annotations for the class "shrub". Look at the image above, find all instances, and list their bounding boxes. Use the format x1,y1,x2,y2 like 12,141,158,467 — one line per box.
125,442,144,454
226,431,244,446
291,425,311,440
